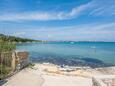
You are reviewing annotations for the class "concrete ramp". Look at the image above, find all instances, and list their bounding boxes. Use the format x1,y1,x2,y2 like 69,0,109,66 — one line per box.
3,69,44,86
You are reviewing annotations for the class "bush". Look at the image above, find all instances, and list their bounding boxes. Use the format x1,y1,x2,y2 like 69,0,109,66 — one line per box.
0,64,12,79
27,63,35,69
0,40,16,79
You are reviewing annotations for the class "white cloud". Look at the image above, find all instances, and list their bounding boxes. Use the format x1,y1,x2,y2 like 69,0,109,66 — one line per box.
12,32,26,36
91,23,115,31
69,2,91,17
89,0,115,16
28,22,115,41
0,1,91,21
28,22,115,34
7,22,115,41
0,0,115,21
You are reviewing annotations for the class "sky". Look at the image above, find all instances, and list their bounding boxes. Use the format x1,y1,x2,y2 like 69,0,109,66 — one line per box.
0,0,115,41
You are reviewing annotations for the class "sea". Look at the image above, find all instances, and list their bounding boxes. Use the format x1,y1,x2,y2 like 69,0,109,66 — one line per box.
16,42,115,68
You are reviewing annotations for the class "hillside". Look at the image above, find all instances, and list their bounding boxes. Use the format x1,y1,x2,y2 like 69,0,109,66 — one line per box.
0,34,42,42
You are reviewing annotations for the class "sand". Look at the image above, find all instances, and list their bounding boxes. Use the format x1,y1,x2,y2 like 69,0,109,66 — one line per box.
3,63,114,86
42,75,92,86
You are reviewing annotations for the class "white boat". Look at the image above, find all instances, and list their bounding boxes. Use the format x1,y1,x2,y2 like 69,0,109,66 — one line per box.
70,42,74,44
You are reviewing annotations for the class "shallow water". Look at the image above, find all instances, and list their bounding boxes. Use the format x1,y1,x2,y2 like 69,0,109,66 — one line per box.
16,42,115,68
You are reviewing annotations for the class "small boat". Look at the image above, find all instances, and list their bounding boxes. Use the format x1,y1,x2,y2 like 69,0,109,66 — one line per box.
70,42,74,44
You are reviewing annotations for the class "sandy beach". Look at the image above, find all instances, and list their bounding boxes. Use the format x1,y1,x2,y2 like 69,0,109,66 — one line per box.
2,63,115,86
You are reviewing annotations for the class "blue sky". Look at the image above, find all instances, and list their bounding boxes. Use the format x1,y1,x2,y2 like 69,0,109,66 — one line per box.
0,0,115,41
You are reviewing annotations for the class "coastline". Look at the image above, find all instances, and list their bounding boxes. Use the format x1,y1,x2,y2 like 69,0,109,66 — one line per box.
3,63,115,86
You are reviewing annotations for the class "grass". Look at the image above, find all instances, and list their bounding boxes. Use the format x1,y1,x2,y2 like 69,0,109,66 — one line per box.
27,63,35,69
0,64,12,79
0,39,16,80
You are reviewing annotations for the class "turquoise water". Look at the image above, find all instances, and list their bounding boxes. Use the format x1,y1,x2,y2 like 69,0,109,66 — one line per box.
16,42,115,68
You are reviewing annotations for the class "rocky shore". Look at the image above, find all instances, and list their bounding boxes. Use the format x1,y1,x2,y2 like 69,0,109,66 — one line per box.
2,63,115,86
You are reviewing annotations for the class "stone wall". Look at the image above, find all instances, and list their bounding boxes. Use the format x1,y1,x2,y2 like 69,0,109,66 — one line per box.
11,51,29,70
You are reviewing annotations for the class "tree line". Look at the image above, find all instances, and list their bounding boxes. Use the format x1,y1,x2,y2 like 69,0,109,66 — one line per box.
0,34,42,42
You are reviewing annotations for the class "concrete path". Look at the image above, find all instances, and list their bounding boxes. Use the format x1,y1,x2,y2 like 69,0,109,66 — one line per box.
42,75,92,86
3,69,44,86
